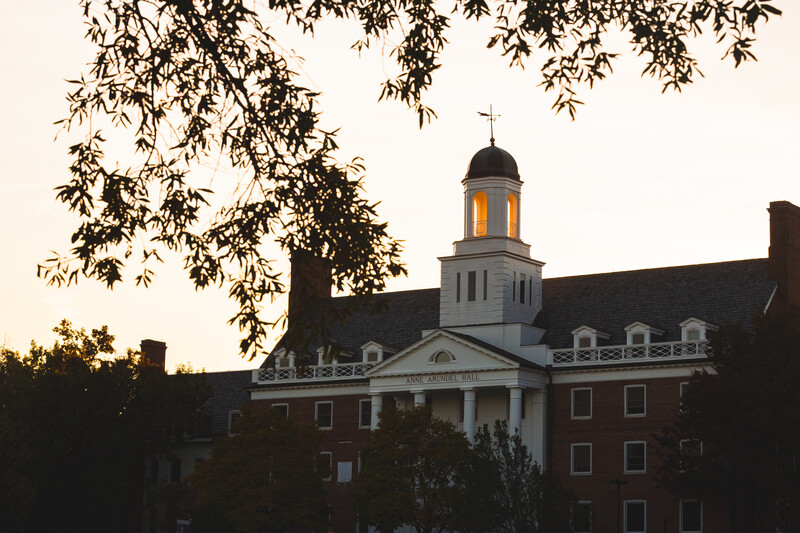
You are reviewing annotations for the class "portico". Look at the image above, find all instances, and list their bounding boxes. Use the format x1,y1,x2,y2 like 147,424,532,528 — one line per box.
365,329,548,463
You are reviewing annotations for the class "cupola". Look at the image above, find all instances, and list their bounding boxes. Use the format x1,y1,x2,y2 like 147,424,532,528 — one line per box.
466,144,520,180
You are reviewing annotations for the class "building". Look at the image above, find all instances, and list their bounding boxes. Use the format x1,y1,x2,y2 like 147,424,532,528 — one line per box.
165,142,800,532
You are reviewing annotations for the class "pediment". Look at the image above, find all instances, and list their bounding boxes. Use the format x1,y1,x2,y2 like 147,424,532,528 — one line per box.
366,329,519,378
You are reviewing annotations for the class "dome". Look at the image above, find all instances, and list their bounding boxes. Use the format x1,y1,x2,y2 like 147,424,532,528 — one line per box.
465,144,520,180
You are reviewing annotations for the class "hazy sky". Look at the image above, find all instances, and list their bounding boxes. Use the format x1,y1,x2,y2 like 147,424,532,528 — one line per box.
1,2,798,372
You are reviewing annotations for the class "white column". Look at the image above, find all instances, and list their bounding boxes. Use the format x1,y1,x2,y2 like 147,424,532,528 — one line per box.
413,391,427,406
508,386,522,437
463,388,476,444
529,389,547,467
370,393,383,430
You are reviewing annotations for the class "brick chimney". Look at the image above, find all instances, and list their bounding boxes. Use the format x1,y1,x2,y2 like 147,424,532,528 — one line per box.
288,250,333,323
140,339,167,369
768,201,800,312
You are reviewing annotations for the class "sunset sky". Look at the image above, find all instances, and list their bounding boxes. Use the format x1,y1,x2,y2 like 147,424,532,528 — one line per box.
1,1,798,372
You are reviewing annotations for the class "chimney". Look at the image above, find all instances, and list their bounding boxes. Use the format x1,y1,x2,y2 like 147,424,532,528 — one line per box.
288,250,333,323
140,339,167,369
768,201,800,312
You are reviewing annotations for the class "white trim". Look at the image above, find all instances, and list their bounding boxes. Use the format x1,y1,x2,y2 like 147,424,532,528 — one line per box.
358,399,372,429
551,364,708,383
318,451,332,482
624,384,646,417
570,443,592,475
315,401,333,430
571,387,592,419
271,403,289,417
680,499,703,533
624,441,647,473
624,500,646,533
227,409,242,436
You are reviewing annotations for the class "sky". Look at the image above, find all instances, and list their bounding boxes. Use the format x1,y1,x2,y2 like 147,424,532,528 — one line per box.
1,2,798,372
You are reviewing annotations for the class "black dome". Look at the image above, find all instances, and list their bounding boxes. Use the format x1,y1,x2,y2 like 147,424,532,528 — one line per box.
466,145,520,180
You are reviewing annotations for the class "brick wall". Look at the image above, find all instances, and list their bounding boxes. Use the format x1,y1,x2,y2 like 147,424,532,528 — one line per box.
551,375,729,532
252,393,371,532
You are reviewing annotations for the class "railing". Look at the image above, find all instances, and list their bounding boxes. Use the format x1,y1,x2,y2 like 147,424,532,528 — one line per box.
508,222,518,239
473,220,487,237
549,340,711,367
255,361,378,383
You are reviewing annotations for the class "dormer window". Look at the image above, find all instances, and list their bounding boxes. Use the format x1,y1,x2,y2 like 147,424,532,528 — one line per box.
360,341,396,363
274,349,294,368
571,326,611,349
680,318,716,342
317,343,352,365
624,322,664,345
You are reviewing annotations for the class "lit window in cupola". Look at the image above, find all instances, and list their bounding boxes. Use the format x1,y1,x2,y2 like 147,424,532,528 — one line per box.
472,191,487,237
507,193,518,238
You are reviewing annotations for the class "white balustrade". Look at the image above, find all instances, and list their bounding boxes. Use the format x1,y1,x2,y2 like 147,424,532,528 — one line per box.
549,340,710,367
255,361,378,383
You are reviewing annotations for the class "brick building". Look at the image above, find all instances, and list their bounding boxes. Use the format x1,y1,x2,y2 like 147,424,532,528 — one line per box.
167,143,800,532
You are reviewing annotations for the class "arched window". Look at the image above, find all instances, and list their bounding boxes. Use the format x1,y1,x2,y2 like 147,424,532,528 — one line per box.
431,350,455,364
507,193,518,238
472,192,487,237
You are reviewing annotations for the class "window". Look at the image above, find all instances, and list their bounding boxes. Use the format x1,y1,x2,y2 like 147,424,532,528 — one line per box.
483,270,488,300
315,401,333,429
272,403,289,417
681,500,702,532
512,272,517,302
578,336,592,348
624,501,646,533
278,357,291,368
520,274,526,304
625,385,646,416
337,461,353,483
456,272,461,302
507,193,518,238
366,350,379,362
228,409,242,436
571,388,592,419
432,350,454,364
686,329,701,341
571,443,592,474
473,191,487,237
573,502,592,533
359,399,372,428
468,271,476,301
169,457,181,483
680,439,702,471
625,441,646,473
317,452,332,481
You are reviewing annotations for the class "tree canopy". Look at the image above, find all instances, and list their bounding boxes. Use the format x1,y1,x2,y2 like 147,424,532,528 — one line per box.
356,405,471,533
188,405,328,533
0,320,209,533
40,0,781,360
656,311,800,533
459,420,575,533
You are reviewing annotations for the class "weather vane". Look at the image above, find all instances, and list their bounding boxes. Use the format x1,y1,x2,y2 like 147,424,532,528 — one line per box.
477,105,500,146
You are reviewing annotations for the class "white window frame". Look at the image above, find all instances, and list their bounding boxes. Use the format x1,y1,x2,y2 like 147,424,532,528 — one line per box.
271,403,289,417
227,409,242,436
429,350,456,364
318,451,332,481
571,326,610,349
624,441,647,473
680,499,702,533
337,461,353,483
625,385,646,417
679,318,716,342
315,401,333,430
358,399,372,429
573,501,593,533
571,388,592,419
624,500,646,533
571,443,592,475
624,322,663,345
360,341,392,363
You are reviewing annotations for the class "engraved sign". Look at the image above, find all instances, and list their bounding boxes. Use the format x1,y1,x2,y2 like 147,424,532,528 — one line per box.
405,373,480,385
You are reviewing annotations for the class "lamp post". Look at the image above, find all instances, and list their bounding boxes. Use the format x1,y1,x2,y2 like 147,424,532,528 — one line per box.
610,479,629,533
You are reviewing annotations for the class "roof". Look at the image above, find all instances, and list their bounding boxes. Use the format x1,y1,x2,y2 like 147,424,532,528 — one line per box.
264,288,441,366
197,370,252,437
264,258,776,364
539,258,775,348
466,144,520,180
447,331,545,370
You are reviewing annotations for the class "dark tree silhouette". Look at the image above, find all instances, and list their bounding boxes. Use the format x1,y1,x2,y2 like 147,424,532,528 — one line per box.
656,311,800,533
0,320,209,533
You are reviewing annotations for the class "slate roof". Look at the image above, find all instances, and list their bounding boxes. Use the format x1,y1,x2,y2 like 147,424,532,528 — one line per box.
197,370,252,437
539,258,776,348
263,258,776,364
263,288,441,366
